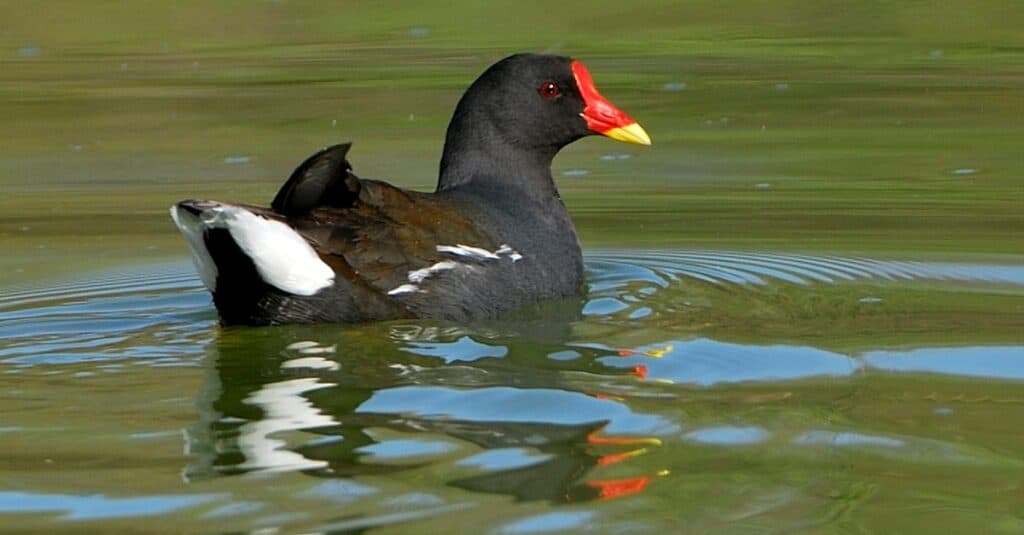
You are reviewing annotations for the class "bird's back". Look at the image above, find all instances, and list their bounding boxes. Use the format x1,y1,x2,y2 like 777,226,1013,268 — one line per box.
171,145,580,325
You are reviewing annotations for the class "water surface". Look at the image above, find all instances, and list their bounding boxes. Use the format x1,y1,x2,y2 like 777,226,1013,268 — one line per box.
2,251,1023,532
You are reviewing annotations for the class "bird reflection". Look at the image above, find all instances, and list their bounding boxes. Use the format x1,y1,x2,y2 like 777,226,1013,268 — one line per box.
185,298,666,503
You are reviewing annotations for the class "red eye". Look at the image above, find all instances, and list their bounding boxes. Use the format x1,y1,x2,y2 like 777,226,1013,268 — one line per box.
539,81,560,99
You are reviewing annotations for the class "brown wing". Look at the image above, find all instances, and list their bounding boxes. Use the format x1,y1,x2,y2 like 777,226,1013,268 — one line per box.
288,179,499,297
262,143,500,303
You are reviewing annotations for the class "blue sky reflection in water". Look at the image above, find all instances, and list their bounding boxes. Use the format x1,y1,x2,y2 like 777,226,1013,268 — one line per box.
2,248,1023,531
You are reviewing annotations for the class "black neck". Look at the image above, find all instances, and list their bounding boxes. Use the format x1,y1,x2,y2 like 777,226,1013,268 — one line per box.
434,110,581,267
435,106,562,205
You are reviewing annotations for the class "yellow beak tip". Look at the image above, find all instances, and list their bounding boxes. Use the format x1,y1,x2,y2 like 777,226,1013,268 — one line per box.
603,122,652,146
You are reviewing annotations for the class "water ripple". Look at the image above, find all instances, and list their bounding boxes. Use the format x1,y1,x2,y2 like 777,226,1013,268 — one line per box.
587,250,1024,288
0,261,212,368
1,251,1021,375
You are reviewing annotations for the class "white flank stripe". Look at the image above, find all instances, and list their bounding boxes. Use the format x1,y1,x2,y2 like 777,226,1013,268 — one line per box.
497,244,524,262
387,284,420,296
408,261,458,283
388,260,460,297
436,244,500,260
437,243,523,262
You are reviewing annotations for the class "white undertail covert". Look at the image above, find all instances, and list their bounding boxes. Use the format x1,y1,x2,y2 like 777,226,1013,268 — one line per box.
170,204,334,296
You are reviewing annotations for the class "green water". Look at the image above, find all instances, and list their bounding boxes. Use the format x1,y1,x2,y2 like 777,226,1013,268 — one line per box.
2,2,1024,532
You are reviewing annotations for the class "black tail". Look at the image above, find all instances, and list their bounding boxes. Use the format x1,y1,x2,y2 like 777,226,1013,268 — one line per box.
271,143,361,216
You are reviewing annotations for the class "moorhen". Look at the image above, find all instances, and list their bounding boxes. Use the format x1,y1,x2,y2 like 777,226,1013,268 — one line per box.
171,53,651,325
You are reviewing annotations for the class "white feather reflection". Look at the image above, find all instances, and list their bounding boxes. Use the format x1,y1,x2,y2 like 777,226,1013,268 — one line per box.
236,377,338,472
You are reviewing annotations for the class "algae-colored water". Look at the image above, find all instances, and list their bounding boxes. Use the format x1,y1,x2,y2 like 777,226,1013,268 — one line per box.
2,2,1023,532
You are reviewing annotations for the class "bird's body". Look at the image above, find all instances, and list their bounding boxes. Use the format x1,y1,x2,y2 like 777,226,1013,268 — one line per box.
171,54,649,325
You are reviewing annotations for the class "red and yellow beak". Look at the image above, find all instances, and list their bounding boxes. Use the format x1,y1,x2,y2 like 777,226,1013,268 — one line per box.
572,60,652,146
